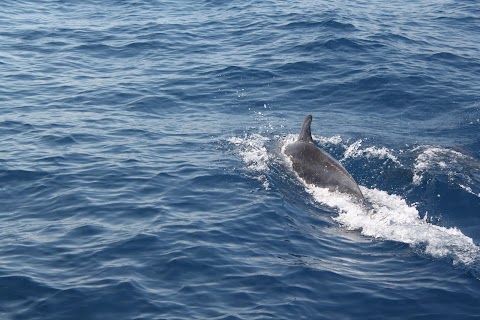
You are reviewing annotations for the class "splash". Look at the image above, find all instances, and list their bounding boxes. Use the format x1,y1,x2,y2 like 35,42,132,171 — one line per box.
306,184,480,267
413,146,480,197
413,146,464,184
232,133,480,269
342,139,400,164
228,134,270,189
314,135,343,145
228,134,270,172
280,137,480,268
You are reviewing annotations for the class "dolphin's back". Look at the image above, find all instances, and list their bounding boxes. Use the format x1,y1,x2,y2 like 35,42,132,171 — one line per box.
285,141,364,199
285,115,364,201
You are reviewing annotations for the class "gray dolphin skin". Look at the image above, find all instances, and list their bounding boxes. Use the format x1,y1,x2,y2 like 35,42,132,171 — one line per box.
285,114,365,202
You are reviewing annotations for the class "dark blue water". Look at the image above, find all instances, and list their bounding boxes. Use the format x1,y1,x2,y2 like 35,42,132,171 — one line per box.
1,1,480,319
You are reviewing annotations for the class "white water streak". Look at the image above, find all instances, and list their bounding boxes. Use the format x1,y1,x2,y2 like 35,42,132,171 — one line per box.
342,139,400,164
307,184,480,267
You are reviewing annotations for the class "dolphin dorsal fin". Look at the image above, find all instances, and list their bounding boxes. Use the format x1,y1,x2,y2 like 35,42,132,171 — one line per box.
298,114,314,143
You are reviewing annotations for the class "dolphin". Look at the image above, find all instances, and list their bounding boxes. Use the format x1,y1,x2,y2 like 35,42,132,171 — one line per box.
285,114,365,202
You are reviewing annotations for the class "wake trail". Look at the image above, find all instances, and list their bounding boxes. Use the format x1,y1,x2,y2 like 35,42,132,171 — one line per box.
228,132,480,274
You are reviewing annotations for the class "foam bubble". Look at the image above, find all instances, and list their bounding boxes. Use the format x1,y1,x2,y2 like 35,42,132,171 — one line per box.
228,134,271,189
459,184,480,197
315,135,343,145
413,146,464,184
227,134,270,172
412,146,480,198
305,184,480,267
238,134,480,268
342,139,399,164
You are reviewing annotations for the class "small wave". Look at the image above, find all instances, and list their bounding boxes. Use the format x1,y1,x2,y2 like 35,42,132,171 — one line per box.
342,139,400,164
413,146,480,197
40,134,78,146
277,61,321,74
210,66,278,81
324,38,363,51
282,19,356,31
73,43,113,52
126,95,179,113
424,51,480,70
0,120,34,133
0,169,49,183
430,52,459,60
298,38,364,53
123,40,164,50
73,41,164,58
321,19,356,30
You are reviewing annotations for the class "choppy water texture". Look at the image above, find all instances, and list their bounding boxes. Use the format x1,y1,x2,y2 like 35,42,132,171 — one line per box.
1,1,480,319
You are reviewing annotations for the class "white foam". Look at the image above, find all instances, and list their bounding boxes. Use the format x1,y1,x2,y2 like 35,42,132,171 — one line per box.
280,137,479,267
280,133,297,152
305,184,480,267
413,146,464,184
342,139,400,164
236,134,480,268
228,134,270,172
315,135,343,145
459,184,480,197
228,134,271,189
412,146,480,198
291,135,399,165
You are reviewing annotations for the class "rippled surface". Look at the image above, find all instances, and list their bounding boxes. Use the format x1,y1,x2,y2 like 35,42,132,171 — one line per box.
1,1,480,319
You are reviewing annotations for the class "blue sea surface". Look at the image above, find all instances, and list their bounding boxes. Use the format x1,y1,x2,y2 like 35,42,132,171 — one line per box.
1,0,480,319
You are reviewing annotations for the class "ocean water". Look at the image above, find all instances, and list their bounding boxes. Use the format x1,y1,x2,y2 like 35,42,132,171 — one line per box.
1,0,480,319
